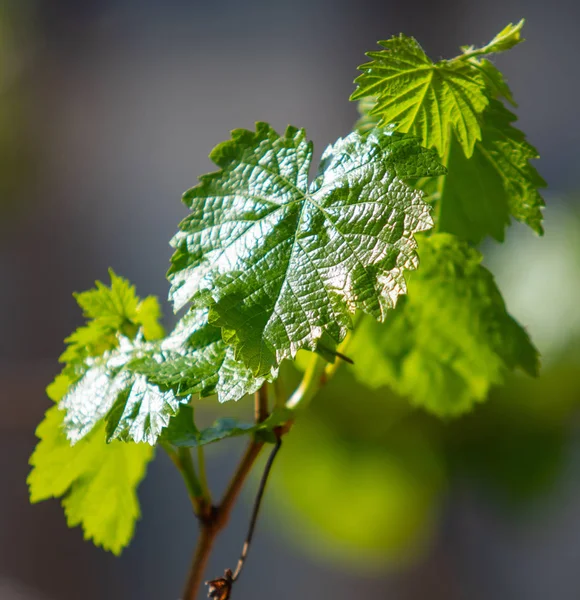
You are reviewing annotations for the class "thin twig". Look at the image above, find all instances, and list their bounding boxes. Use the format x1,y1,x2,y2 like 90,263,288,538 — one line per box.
181,438,265,600
231,436,282,581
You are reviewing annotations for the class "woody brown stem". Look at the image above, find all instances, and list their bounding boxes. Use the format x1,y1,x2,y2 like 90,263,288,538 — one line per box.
181,438,265,600
180,363,329,599
181,383,271,600
182,521,219,600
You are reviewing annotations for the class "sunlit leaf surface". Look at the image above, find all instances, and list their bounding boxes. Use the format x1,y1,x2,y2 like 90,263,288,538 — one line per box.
169,123,444,377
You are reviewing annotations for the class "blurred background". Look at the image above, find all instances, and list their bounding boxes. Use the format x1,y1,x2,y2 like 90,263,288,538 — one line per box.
1,0,579,598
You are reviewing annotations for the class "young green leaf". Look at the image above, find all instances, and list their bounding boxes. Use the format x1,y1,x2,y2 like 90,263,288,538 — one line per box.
460,19,524,58
353,22,545,244
169,123,444,377
28,406,153,555
59,269,164,373
351,37,486,158
61,312,269,445
350,21,525,158
349,233,539,416
45,272,186,446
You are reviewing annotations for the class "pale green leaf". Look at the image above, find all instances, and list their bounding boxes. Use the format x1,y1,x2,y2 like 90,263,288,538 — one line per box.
422,100,545,242
28,406,153,555
460,19,525,57
59,270,165,373
468,59,516,106
351,35,488,157
349,234,539,416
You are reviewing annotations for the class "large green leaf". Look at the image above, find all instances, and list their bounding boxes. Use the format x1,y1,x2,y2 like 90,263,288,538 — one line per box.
28,406,153,555
169,123,444,378
349,233,539,416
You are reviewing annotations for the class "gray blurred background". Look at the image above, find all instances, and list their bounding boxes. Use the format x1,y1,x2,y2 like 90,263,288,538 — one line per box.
1,0,580,599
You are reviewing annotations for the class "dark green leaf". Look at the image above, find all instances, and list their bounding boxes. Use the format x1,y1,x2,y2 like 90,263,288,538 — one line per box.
169,123,444,377
140,310,266,403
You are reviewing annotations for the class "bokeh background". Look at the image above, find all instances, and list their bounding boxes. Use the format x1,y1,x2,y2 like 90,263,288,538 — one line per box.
1,0,580,598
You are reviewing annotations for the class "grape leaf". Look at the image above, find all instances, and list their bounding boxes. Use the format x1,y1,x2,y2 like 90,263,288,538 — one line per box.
354,96,380,134
61,336,187,445
349,233,539,416
46,272,186,446
52,271,264,445
422,100,545,242
460,19,524,57
467,59,516,106
28,406,153,555
169,123,444,377
135,310,266,403
29,272,163,552
350,21,525,158
62,310,267,445
60,269,164,371
351,37,487,158
160,405,289,447
353,22,545,244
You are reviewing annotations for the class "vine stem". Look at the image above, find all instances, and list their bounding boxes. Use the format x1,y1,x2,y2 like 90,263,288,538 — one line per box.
255,382,269,424
160,441,207,515
180,385,269,600
197,445,211,504
181,439,266,600
432,145,450,233
180,338,354,600
182,521,218,600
